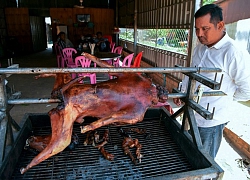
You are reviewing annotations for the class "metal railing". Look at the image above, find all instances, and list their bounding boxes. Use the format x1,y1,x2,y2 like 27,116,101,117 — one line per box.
120,39,188,82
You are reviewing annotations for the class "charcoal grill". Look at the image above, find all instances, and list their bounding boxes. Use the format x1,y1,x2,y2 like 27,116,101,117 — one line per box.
1,108,223,180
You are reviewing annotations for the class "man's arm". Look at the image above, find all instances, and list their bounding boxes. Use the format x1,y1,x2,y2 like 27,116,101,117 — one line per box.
231,51,250,101
66,39,74,48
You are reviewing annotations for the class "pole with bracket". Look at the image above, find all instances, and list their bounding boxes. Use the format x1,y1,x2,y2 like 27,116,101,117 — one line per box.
0,75,13,162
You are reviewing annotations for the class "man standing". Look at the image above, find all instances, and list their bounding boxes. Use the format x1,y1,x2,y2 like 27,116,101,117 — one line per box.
174,4,250,159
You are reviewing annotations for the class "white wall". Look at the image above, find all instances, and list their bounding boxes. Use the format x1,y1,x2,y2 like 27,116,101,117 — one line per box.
226,18,250,53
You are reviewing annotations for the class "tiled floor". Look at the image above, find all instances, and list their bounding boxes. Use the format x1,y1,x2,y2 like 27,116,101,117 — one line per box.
3,47,250,179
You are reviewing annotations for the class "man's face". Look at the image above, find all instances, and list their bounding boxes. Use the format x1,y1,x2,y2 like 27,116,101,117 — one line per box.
60,34,65,41
97,34,102,39
195,13,224,47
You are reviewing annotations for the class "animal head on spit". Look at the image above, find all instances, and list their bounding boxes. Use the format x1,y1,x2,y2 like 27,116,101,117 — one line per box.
153,84,169,103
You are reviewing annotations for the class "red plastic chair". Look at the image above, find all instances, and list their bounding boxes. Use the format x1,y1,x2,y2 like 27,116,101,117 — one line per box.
120,53,134,67
131,51,143,74
103,35,112,45
62,48,77,68
112,46,123,67
75,56,97,84
131,51,143,68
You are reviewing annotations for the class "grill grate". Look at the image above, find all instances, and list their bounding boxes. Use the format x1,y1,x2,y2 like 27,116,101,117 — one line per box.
11,117,194,179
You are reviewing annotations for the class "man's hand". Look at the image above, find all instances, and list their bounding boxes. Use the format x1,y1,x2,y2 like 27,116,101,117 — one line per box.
97,41,104,46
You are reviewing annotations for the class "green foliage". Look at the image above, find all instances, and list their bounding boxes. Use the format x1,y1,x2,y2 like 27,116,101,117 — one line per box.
119,29,134,40
203,0,216,5
145,29,167,39
119,28,189,55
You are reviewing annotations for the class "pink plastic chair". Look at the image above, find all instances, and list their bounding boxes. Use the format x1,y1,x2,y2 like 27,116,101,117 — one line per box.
110,42,116,53
105,42,116,65
120,53,134,67
112,46,123,67
113,46,123,54
61,48,77,68
75,56,97,84
54,43,62,67
61,48,77,78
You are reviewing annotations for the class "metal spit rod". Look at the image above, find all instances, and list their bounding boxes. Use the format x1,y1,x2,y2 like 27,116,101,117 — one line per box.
6,94,186,105
0,67,222,74
1,66,223,107
7,91,226,105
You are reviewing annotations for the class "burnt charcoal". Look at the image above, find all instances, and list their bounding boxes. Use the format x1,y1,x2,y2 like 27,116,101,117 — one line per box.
117,127,131,138
144,132,152,140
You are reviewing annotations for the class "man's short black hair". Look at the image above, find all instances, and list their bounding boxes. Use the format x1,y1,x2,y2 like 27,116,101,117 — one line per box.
58,31,65,36
195,4,223,26
96,31,102,36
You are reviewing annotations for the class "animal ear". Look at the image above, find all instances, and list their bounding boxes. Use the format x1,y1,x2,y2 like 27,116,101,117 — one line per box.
63,74,72,83
29,136,34,142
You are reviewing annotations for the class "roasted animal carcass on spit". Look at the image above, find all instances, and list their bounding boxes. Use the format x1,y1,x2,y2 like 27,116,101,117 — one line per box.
20,52,169,174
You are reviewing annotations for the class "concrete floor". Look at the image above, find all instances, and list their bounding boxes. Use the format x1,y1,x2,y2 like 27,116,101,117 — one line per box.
216,101,250,179
170,99,250,179
2,47,250,179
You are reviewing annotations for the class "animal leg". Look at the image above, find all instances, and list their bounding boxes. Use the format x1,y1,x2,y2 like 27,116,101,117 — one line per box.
20,108,73,174
80,109,145,134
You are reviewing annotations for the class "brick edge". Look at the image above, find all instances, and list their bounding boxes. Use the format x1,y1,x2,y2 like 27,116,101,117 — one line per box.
223,127,250,159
